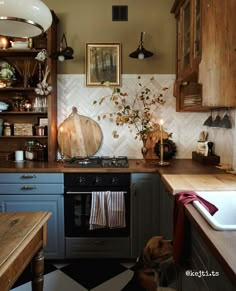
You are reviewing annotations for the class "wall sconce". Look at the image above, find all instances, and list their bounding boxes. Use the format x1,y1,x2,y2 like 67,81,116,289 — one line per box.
129,32,153,59
51,34,74,62
0,0,52,37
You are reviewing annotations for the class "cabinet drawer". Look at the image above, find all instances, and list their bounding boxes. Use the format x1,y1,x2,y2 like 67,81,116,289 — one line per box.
65,237,131,258
0,184,63,194
0,173,63,184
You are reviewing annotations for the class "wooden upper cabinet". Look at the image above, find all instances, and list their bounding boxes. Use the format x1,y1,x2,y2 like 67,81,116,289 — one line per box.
172,0,205,112
199,0,236,107
171,0,236,111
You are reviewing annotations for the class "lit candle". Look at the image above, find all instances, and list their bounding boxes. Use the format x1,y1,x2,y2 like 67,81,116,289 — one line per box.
160,119,164,144
60,127,64,156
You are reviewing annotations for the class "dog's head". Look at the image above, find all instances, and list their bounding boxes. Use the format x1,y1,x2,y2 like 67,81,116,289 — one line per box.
143,236,173,267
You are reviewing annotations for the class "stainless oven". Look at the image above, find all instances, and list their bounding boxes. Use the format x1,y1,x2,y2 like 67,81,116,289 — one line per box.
64,172,132,258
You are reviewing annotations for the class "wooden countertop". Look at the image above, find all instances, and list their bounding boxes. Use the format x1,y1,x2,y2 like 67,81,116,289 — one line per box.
162,174,236,193
0,158,225,174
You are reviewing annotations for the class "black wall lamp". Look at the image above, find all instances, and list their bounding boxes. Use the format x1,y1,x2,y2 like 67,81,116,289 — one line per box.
51,33,74,62
129,32,153,59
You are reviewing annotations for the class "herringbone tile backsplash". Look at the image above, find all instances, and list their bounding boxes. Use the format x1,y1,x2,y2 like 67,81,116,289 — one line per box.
57,74,235,167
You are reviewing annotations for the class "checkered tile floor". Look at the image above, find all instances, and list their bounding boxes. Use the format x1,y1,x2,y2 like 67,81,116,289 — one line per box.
10,259,136,291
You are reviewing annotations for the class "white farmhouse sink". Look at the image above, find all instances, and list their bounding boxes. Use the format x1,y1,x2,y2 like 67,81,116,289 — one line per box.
193,191,236,231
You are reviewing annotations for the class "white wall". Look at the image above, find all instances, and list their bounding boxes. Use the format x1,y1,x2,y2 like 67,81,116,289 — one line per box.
57,74,235,167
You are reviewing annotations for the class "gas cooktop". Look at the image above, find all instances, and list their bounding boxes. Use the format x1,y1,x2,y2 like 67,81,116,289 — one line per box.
64,156,129,168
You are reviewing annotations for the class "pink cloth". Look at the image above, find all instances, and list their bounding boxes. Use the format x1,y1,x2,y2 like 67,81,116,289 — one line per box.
173,191,218,264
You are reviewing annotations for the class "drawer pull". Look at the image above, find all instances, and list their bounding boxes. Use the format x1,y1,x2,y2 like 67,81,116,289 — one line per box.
86,240,104,245
21,185,37,190
21,174,37,179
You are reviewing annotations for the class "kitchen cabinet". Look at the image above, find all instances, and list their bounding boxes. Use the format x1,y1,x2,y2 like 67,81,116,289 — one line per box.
159,180,174,240
181,222,235,291
0,173,65,259
171,0,236,111
0,11,58,161
131,173,160,257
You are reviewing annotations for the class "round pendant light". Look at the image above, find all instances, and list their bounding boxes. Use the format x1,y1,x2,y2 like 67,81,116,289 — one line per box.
0,0,52,38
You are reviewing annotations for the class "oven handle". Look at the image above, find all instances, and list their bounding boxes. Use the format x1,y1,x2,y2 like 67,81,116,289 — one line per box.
65,191,127,195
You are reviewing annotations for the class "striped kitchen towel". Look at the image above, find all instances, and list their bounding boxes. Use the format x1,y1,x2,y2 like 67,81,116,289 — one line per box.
107,191,126,228
89,191,107,230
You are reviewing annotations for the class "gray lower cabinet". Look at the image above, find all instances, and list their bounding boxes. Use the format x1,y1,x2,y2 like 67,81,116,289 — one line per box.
131,173,160,257
182,223,236,291
0,173,65,259
159,179,174,240
159,180,235,291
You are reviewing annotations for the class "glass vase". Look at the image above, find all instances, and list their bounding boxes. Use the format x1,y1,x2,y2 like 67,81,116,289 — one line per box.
141,138,148,161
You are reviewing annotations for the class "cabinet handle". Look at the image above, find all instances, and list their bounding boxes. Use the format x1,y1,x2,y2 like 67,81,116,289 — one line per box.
21,174,37,179
87,240,104,245
21,185,37,190
131,183,136,196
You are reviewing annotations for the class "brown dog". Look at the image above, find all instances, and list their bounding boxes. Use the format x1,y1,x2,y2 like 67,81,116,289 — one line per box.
122,236,175,291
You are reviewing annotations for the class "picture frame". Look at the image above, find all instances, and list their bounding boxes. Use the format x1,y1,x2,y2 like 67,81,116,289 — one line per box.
38,117,48,126
86,43,121,86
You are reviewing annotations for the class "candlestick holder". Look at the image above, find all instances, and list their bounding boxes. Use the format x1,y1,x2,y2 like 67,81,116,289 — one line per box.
157,143,170,166
58,152,66,163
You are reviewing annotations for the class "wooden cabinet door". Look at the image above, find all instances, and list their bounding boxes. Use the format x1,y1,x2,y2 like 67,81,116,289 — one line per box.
193,0,201,64
159,180,174,240
131,173,160,257
181,0,192,77
172,0,207,112
199,0,236,107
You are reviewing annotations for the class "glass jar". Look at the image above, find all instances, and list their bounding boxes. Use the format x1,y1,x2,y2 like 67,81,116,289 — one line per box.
24,140,37,160
4,123,11,136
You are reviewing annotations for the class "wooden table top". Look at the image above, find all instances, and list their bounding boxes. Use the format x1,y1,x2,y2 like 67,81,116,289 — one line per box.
0,212,51,278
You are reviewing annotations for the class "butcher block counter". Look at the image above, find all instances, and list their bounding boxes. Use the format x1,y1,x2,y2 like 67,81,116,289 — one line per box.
162,174,236,193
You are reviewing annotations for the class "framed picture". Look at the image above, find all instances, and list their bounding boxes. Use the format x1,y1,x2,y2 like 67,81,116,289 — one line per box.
86,43,121,86
38,118,48,126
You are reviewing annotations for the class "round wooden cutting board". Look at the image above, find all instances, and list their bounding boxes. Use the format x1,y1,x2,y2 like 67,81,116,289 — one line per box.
57,107,103,158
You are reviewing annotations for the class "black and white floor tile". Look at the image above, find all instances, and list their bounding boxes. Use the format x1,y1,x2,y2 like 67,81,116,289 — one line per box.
10,259,136,291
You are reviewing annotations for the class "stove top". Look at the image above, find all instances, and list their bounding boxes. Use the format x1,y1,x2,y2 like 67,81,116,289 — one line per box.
64,156,129,168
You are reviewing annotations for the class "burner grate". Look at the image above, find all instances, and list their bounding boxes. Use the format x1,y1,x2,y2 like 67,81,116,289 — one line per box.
64,156,129,168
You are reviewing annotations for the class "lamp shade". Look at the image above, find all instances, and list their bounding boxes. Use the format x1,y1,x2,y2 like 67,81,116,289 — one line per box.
50,34,74,62
0,0,52,37
129,47,153,59
129,32,153,59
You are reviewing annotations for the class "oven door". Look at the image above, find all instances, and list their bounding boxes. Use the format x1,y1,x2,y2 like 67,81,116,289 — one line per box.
64,191,130,237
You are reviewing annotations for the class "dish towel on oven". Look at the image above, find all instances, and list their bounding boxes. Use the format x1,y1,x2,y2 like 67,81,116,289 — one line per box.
89,191,126,230
89,191,107,230
107,191,126,228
